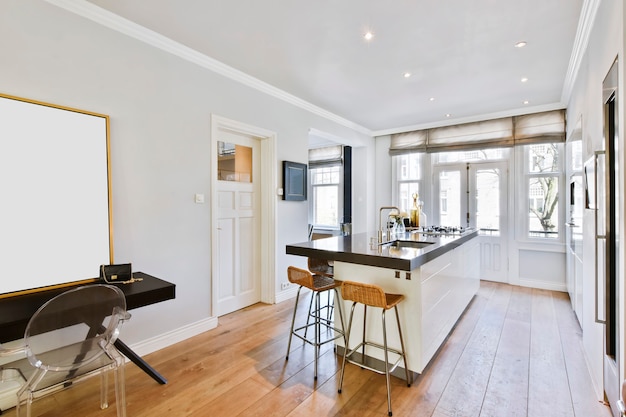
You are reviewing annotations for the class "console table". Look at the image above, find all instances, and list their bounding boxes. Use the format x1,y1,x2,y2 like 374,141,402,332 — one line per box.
0,272,176,385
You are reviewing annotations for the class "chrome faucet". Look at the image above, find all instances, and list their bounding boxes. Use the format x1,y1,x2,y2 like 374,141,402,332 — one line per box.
378,206,399,243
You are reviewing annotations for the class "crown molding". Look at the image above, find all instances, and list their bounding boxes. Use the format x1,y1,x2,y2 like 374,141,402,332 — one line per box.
373,102,566,137
561,0,601,103
43,0,372,136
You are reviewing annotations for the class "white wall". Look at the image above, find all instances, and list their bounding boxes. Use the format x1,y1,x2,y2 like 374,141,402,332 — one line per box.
0,0,373,348
374,135,393,228
565,0,624,399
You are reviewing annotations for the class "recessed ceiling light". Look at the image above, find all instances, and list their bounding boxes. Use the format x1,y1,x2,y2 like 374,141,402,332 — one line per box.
429,97,435,102
403,72,411,78
364,31,374,41
445,113,452,118
523,100,530,105
521,77,529,83
515,41,527,48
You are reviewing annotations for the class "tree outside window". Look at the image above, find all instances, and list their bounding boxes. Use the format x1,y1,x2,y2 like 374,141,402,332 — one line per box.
527,144,560,238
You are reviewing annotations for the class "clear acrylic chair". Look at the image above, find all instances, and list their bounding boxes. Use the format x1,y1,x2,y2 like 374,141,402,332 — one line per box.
0,343,27,413
15,284,131,417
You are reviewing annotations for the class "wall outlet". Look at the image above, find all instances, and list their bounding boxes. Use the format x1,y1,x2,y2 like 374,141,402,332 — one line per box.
281,282,290,290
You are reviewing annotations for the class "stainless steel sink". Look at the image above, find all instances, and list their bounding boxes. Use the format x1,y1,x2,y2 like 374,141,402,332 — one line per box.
383,240,435,249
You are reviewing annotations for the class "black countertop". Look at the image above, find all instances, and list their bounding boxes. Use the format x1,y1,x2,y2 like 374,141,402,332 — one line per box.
286,230,479,271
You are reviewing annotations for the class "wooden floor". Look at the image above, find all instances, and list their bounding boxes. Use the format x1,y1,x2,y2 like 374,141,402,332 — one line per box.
3,281,613,417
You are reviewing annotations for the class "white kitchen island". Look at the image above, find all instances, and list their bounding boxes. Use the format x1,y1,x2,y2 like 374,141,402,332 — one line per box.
286,230,479,377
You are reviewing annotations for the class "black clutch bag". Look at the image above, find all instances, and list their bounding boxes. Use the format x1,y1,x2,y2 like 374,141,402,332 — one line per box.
100,263,132,283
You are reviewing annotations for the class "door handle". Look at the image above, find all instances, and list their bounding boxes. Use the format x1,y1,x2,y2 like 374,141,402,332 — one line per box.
594,150,607,324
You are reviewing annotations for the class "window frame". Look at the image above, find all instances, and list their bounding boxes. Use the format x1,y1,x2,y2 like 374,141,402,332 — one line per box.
308,164,343,230
392,153,426,218
517,142,565,242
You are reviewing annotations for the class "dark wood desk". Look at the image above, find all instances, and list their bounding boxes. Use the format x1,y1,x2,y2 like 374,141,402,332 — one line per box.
0,272,176,385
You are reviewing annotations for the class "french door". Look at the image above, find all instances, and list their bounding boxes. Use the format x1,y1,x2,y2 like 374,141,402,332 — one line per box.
433,161,508,283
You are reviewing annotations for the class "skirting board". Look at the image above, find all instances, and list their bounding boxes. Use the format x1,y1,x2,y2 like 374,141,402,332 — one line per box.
128,288,300,357
128,316,218,358
274,285,301,304
518,278,567,293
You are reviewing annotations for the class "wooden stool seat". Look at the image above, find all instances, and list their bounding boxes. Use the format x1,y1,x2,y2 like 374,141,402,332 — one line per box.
340,280,404,309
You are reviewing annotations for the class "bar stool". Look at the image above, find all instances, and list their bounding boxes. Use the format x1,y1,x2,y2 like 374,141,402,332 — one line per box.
307,257,334,278
285,266,346,380
307,258,335,321
338,281,411,417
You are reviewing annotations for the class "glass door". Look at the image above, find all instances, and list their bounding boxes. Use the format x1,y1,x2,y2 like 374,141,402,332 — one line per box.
433,164,466,227
433,161,509,282
470,162,508,283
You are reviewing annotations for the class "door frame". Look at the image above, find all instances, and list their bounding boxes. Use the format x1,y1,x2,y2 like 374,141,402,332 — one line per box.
210,114,276,319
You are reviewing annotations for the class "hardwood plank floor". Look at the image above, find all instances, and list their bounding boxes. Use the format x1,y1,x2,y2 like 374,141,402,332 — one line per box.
2,281,612,417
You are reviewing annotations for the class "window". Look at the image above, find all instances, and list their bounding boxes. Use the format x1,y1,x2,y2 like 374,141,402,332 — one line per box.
523,143,562,239
310,165,342,228
435,148,506,164
393,153,422,214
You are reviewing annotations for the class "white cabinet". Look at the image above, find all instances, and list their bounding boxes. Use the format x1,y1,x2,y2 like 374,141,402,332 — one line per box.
565,222,583,325
334,237,479,375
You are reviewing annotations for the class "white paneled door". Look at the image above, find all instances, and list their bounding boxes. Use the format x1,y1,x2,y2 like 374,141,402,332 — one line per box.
216,130,261,316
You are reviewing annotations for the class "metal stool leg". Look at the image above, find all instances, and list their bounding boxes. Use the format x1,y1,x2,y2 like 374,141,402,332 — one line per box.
285,286,303,360
361,305,367,367
394,305,411,386
333,287,347,348
382,309,392,417
338,301,357,393
314,291,320,380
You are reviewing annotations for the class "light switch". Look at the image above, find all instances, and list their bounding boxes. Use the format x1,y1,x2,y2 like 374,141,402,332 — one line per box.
194,193,205,204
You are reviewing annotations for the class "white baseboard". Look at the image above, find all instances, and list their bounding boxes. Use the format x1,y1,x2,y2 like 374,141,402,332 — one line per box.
128,316,218,357
127,287,304,358
517,278,567,293
274,285,302,304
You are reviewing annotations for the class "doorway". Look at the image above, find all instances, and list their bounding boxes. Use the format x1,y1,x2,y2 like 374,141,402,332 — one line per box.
210,115,276,318
432,161,509,283
600,59,620,417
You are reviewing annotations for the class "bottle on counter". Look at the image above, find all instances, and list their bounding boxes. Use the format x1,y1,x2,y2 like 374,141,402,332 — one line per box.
410,193,420,227
419,203,427,228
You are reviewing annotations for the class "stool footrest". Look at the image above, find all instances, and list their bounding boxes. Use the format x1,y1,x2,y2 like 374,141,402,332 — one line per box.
344,341,405,375
291,322,345,347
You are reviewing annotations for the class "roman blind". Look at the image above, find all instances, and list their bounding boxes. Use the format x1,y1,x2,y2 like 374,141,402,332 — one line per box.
309,145,343,167
389,109,565,155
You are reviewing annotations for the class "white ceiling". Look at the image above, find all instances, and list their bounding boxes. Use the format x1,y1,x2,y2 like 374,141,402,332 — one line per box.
85,0,583,135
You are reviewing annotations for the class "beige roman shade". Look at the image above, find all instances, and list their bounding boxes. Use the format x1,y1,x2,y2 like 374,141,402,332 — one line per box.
389,109,565,155
308,145,343,167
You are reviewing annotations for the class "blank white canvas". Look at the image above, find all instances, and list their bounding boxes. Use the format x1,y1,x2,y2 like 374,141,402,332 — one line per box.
0,96,110,294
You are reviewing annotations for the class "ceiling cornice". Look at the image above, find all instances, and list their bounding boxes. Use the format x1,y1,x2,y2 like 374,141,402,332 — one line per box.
372,102,566,137
43,0,373,136
561,0,601,103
